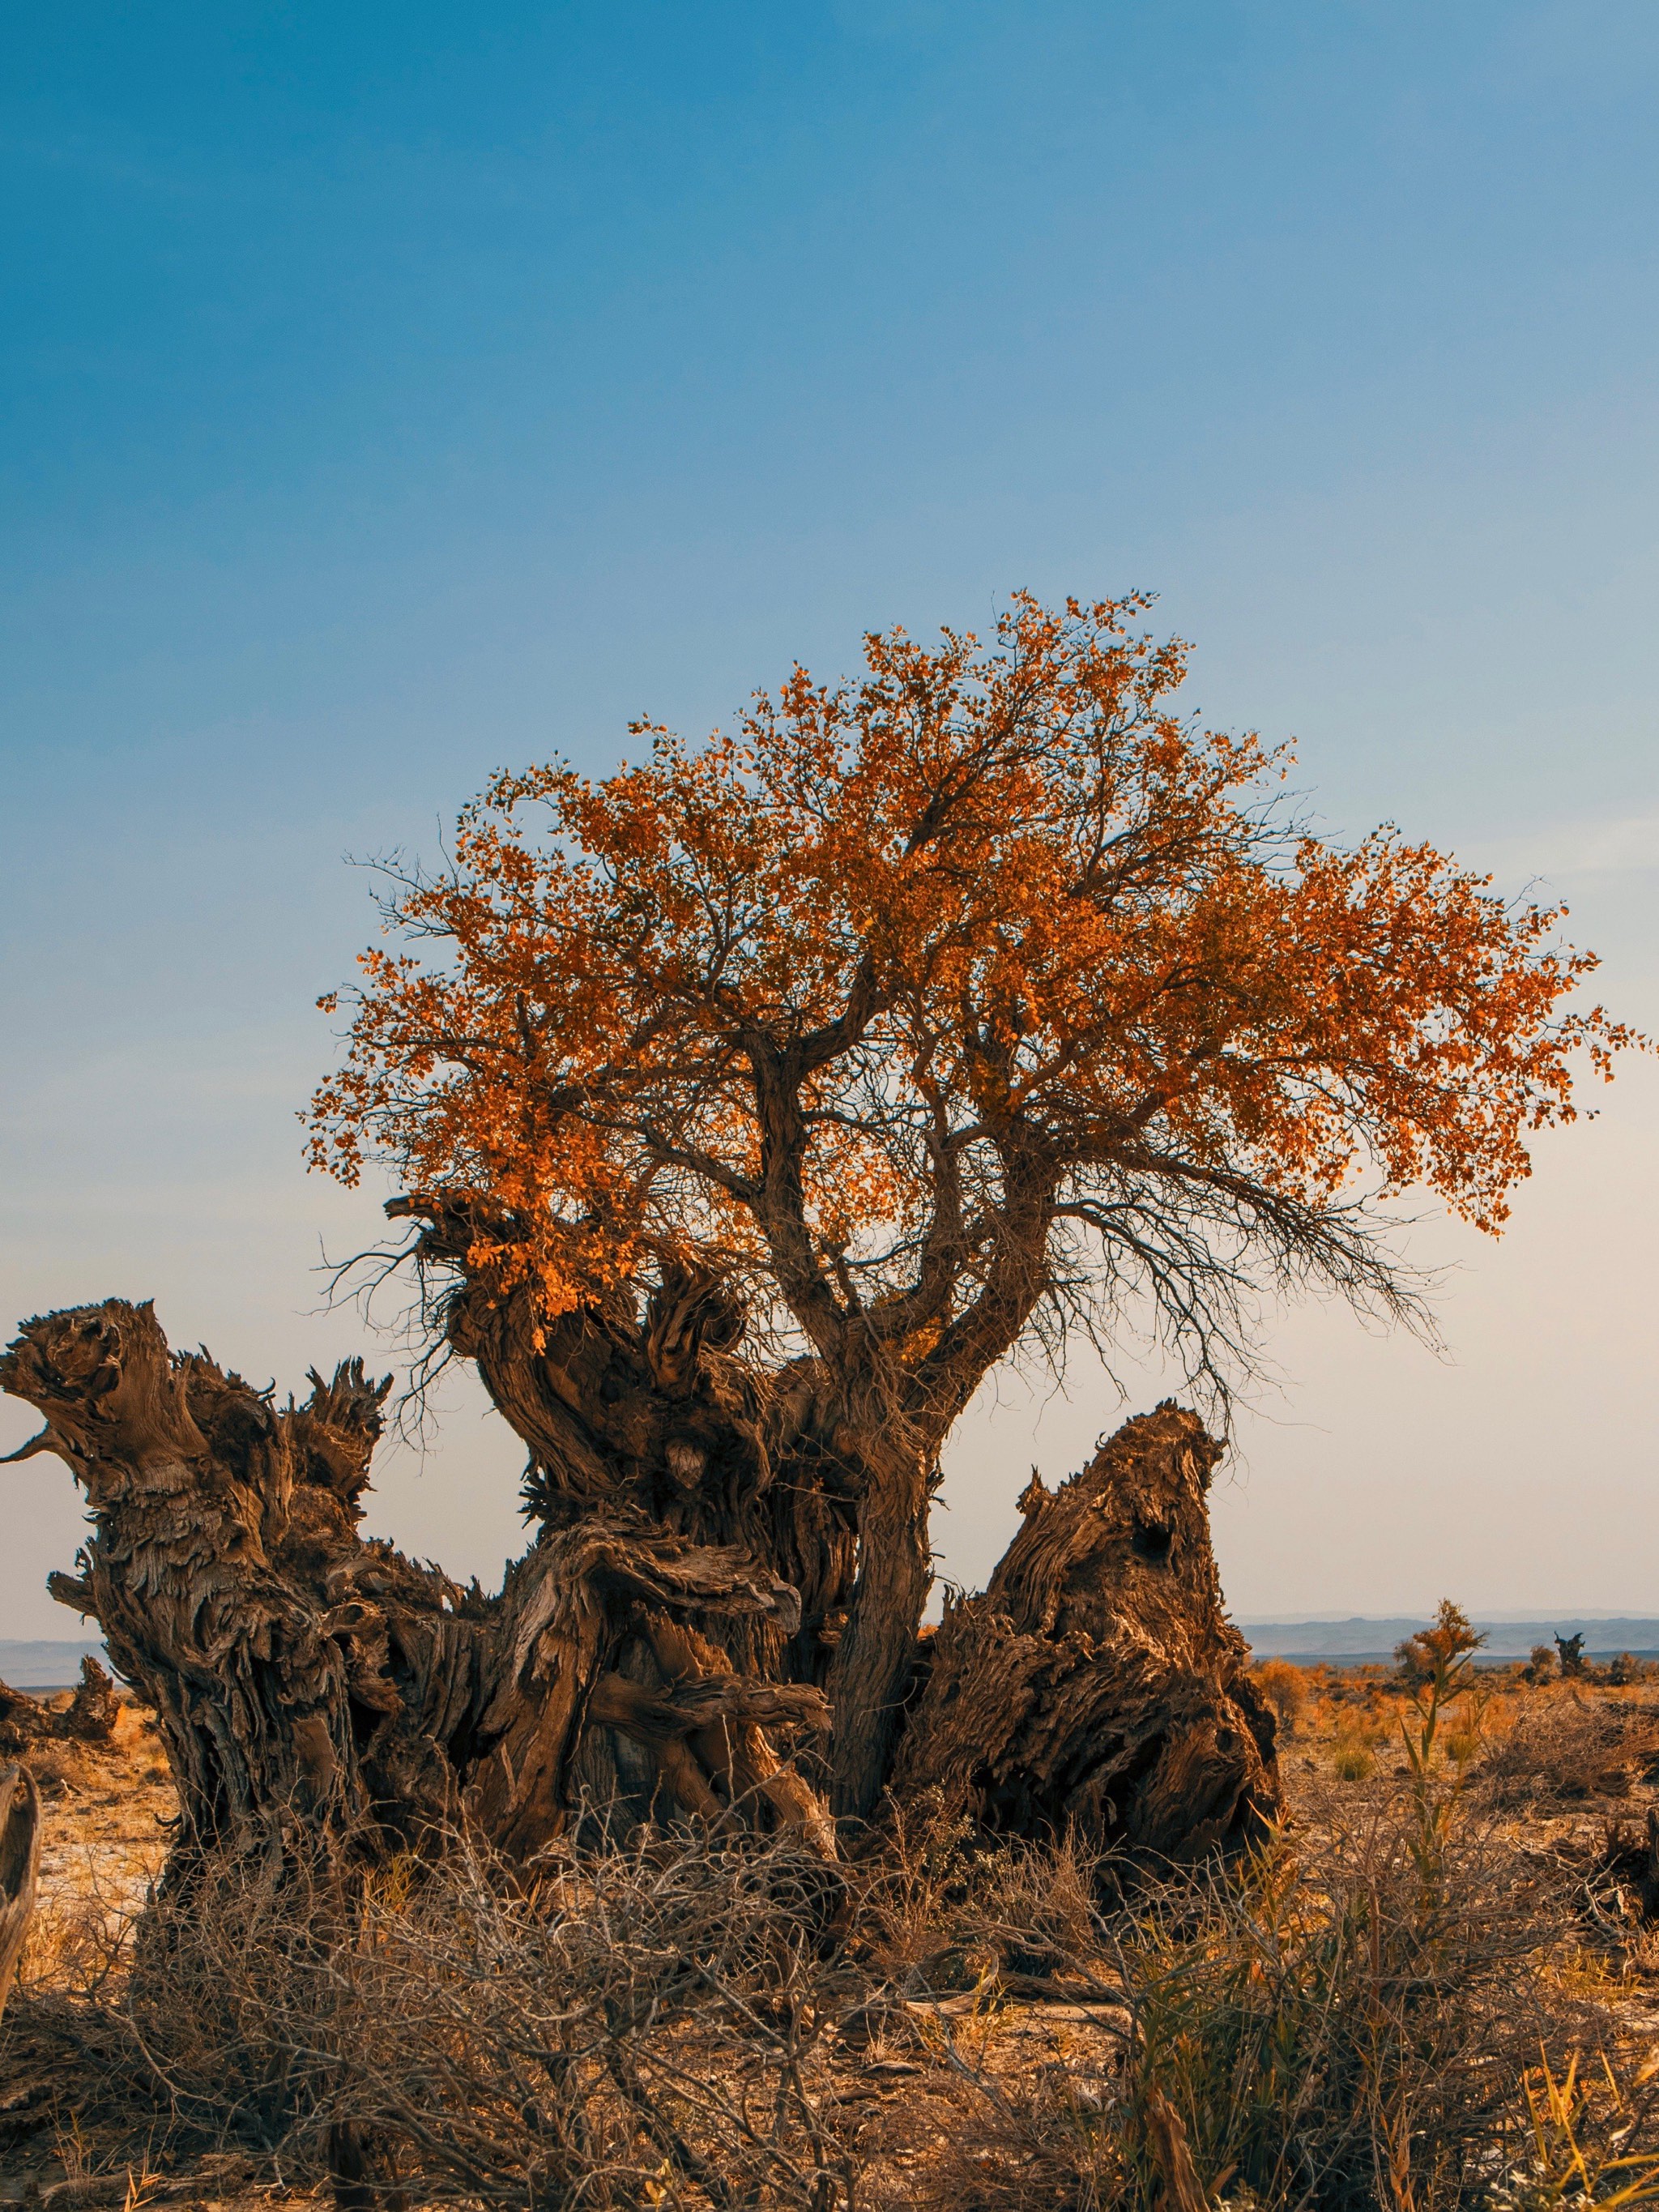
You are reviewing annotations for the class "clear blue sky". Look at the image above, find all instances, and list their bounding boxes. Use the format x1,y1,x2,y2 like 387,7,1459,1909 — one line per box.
3,1,1657,1634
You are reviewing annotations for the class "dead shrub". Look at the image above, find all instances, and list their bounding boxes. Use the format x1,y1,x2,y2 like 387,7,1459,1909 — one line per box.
1253,1659,1310,1736
851,1792,1107,1996
22,1744,93,1798
1476,1692,1659,1807
1593,1810,1659,1933
18,1855,144,2001
105,1825,864,2207
12,1762,1657,2212
887,2059,1125,2212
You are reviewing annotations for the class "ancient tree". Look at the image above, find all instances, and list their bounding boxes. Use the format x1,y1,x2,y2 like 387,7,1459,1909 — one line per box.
2,594,1631,1873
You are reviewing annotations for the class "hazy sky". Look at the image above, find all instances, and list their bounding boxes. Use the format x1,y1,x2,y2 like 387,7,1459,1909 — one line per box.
3,2,1657,1638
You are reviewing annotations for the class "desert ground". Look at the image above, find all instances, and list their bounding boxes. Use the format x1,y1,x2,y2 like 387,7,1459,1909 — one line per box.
6,1655,1659,2212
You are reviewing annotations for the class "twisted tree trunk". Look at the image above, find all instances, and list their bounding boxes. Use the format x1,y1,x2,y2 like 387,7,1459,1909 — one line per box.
893,1405,1278,1867
0,1299,831,1873
2,1278,1277,1882
0,1762,41,2022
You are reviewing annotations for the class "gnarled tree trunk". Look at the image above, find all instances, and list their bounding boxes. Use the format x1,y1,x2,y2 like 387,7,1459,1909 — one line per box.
2,1286,1276,1885
893,1404,1278,1867
0,1299,832,1874
0,1761,41,2022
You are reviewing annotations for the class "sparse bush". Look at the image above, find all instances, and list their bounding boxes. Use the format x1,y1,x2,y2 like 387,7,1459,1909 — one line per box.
11,1749,1659,2212
1395,1599,1485,1689
1253,1659,1309,1737
1328,1693,1391,1782
1477,1693,1659,1808
1115,1816,1573,2212
1525,1643,1557,1685
1332,1736,1377,1782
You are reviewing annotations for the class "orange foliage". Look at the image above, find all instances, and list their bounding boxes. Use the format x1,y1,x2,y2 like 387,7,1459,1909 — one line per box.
308,593,1636,1404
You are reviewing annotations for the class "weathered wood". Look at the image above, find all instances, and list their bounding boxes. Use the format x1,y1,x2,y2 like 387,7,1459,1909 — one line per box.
0,1655,120,1758
0,1300,834,1875
3,1300,1276,1886
893,1403,1279,1864
0,1761,41,2021
390,1192,859,1697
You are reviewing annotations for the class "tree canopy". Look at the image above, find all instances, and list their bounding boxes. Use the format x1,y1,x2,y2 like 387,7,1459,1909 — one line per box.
309,591,1631,1424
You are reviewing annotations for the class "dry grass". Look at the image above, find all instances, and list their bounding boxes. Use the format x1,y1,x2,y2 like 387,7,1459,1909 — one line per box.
1476,1691,1659,1811
15,1700,173,2008
8,1676,1659,2210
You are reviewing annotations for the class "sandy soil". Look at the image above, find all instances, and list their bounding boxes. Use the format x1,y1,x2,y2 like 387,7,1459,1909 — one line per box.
6,1668,1659,2208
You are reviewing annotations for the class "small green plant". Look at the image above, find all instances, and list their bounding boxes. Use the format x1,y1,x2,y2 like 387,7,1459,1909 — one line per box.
1331,1737,1375,1782
1392,1600,1489,1895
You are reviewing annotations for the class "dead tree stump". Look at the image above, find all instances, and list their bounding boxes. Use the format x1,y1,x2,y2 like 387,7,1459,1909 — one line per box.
0,1762,41,2021
0,1656,121,1760
894,1403,1278,1865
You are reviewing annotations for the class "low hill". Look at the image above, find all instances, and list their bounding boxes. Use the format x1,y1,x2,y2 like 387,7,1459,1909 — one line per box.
0,1638,105,1689
1240,1616,1659,1662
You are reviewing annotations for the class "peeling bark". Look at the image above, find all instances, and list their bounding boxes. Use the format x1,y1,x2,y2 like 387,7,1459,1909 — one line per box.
0,1300,833,1874
0,1762,41,2022
893,1403,1279,1864
2,1297,1276,1885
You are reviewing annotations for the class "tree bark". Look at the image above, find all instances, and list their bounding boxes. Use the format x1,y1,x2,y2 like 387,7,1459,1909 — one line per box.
0,1300,831,1875
825,1449,933,1821
2,1294,1277,1882
892,1403,1279,1864
0,1761,41,2022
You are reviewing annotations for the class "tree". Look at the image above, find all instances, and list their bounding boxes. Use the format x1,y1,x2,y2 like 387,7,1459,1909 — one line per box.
307,592,1627,1816
3,592,1634,1873
0,1762,40,2024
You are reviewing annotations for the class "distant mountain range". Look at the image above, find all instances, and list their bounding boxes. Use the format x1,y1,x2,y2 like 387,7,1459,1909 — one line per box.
0,1638,106,1687
9,1619,1659,1689
1239,1616,1659,1660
